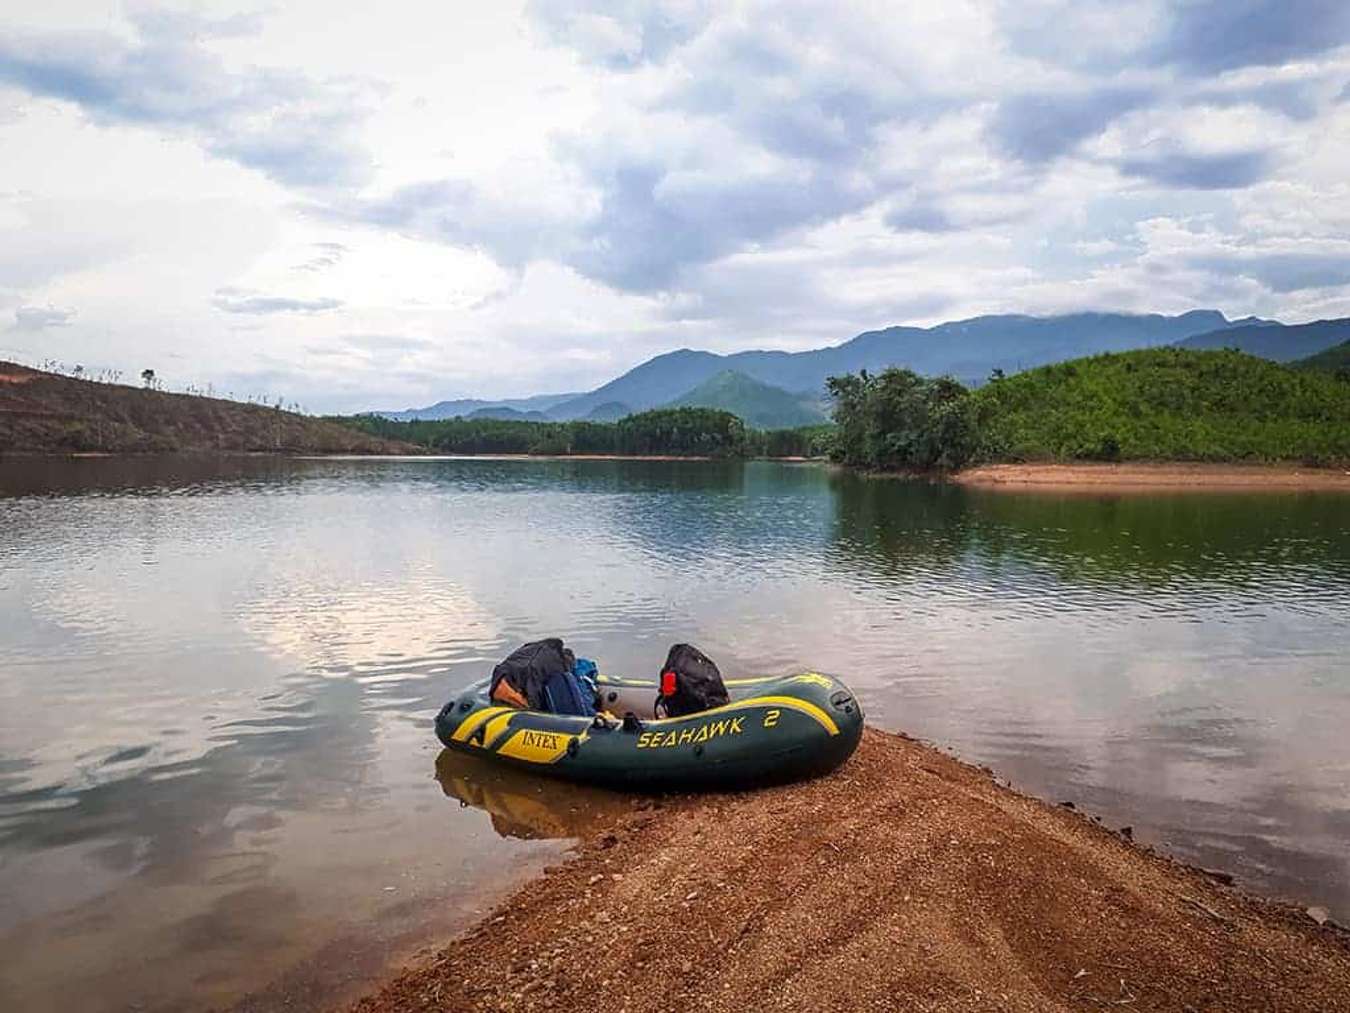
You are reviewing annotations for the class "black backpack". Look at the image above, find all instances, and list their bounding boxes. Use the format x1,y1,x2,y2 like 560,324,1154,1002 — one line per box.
491,638,575,711
656,643,729,718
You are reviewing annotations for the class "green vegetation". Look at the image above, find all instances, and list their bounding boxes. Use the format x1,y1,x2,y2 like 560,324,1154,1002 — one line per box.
608,407,748,456
345,346,1350,471
1293,339,1350,380
822,348,1350,470
753,424,834,458
666,370,827,429
973,348,1350,465
826,369,977,470
338,407,833,459
341,407,746,456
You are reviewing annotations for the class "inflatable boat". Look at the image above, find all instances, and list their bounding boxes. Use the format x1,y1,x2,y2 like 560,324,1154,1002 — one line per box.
433,672,863,791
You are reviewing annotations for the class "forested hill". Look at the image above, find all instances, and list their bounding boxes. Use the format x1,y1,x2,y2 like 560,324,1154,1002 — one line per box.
0,361,411,455
1294,339,1350,375
826,348,1350,472
972,348,1350,464
667,370,827,429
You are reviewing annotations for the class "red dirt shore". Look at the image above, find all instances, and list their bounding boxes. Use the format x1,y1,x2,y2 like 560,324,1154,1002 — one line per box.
953,461,1350,492
349,729,1350,1012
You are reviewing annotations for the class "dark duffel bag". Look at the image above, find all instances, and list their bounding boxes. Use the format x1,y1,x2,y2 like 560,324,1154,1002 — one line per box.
656,643,729,717
491,638,575,711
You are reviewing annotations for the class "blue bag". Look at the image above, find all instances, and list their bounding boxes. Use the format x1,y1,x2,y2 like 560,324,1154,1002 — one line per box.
542,658,597,716
573,658,599,700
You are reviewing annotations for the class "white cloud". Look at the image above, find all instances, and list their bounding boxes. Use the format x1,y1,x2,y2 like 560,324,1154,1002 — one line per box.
13,304,76,330
0,0,1347,411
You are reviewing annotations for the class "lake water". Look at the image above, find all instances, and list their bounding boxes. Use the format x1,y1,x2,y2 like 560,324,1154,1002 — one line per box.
2,456,1348,1011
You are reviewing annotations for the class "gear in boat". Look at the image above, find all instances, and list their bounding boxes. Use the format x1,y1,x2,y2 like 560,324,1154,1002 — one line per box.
434,639,864,790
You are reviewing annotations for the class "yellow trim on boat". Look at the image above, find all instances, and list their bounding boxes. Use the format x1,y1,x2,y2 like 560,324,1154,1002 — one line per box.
480,711,516,749
739,695,839,736
451,705,512,743
789,673,836,690
643,694,840,736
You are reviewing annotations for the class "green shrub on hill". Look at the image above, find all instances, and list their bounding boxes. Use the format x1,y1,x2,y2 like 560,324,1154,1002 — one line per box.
970,347,1350,465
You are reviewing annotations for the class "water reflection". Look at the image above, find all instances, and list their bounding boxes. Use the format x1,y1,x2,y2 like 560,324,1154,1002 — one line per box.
240,574,500,680
827,469,1350,597
0,666,565,1012
435,749,626,840
818,472,1350,920
0,456,1347,1012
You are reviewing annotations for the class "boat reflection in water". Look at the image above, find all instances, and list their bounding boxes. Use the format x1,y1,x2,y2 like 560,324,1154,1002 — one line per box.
435,748,629,840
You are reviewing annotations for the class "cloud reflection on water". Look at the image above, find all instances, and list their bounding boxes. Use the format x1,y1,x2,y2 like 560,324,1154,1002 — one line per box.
0,456,1348,1012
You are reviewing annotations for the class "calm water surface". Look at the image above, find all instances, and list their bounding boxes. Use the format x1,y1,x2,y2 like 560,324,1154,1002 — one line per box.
2,457,1348,1010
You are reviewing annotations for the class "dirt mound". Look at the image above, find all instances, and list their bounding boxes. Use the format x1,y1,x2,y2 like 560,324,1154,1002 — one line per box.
351,729,1350,1012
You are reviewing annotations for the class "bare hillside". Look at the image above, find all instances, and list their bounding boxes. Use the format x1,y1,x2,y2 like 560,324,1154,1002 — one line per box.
0,362,410,455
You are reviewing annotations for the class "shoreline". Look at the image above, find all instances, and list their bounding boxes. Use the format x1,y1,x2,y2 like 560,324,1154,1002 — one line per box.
9,452,1350,494
350,728,1350,1012
953,460,1350,492
0,450,816,463
0,448,424,459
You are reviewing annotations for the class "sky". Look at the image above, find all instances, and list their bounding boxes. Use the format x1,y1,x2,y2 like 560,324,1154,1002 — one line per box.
1,1,1349,412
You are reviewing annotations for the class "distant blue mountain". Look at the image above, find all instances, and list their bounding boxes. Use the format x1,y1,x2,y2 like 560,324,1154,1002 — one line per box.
543,310,1237,419
369,310,1291,423
376,390,582,421
1176,318,1350,361
466,406,551,421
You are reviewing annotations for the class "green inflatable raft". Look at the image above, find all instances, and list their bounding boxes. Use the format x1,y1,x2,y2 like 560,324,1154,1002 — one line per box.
433,672,864,790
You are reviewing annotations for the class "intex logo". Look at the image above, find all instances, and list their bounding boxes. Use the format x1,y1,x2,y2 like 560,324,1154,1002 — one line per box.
519,730,561,750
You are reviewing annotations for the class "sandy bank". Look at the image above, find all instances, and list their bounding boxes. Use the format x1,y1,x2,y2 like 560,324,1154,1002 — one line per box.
955,461,1350,492
350,729,1350,1012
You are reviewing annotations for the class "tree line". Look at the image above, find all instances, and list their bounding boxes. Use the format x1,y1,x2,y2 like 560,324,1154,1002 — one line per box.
336,407,834,458
340,347,1350,471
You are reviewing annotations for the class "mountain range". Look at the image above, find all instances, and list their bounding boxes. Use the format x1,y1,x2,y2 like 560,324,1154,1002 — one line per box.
375,311,1350,426
379,390,581,422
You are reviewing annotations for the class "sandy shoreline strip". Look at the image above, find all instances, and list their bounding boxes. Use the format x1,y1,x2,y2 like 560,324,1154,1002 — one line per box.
349,729,1350,1013
954,461,1350,492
